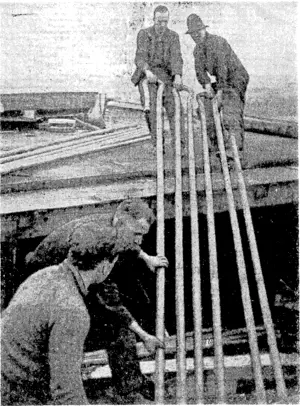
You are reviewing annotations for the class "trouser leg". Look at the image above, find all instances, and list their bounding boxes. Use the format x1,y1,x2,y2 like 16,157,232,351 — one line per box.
221,88,246,153
163,85,186,153
84,302,145,396
107,326,144,395
138,81,158,147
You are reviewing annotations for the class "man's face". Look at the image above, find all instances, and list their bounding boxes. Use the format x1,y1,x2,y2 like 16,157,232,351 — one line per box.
117,217,150,247
154,11,169,35
190,28,206,43
123,218,150,246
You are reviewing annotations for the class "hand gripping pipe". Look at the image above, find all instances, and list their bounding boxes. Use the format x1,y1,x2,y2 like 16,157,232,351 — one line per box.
181,86,204,403
197,94,225,403
155,81,166,404
226,114,288,401
211,98,267,403
172,88,187,404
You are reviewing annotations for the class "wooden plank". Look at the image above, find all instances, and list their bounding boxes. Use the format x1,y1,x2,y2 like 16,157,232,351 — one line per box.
83,353,299,380
83,327,268,367
0,172,297,241
1,168,297,215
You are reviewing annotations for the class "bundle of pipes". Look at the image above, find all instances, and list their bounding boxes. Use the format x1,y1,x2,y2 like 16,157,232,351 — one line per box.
152,80,289,404
0,124,150,175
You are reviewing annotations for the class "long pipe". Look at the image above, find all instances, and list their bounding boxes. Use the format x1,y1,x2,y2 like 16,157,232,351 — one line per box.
211,98,267,403
228,122,288,401
197,95,225,403
173,88,186,404
0,123,137,159
155,81,166,404
0,125,142,165
181,86,203,403
1,129,149,175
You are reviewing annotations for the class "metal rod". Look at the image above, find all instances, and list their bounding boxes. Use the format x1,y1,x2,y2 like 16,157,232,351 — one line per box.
229,129,288,401
197,95,225,403
173,88,186,404
1,130,149,175
1,125,143,164
155,81,166,404
0,123,137,159
211,98,267,403
182,87,204,403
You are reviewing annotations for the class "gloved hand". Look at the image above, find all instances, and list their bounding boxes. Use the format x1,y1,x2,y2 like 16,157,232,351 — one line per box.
173,74,182,90
145,69,158,84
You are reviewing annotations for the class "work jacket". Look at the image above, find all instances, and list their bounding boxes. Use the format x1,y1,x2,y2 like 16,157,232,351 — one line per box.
193,32,249,96
132,26,183,86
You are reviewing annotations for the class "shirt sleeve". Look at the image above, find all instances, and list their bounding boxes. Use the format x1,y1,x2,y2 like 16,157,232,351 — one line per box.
194,46,211,86
215,39,230,90
134,29,149,71
170,33,183,77
93,282,135,327
48,308,90,405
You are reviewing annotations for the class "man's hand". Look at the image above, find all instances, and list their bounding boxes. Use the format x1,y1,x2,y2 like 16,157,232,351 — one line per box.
129,321,165,354
173,74,182,90
145,69,158,84
145,254,169,272
143,333,165,354
205,83,215,99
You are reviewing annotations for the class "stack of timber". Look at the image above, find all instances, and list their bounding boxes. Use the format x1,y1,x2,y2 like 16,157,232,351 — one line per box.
0,123,150,175
81,326,298,380
83,326,269,368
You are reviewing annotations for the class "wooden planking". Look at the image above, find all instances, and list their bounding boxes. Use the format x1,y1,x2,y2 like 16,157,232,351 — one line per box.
83,353,299,380
83,327,268,367
1,167,297,215
0,168,298,241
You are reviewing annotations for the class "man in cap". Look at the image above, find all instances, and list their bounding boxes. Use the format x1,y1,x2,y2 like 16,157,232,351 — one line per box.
24,198,168,402
186,14,249,160
132,5,186,155
2,223,163,405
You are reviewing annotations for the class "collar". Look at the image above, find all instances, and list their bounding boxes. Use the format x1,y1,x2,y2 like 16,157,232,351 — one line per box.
62,259,88,297
149,25,170,40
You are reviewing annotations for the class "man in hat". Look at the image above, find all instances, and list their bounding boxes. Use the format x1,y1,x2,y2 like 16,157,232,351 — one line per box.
2,223,163,405
186,14,249,160
132,5,185,155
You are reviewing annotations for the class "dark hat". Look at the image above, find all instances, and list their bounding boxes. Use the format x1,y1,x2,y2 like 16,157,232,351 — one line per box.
186,14,208,34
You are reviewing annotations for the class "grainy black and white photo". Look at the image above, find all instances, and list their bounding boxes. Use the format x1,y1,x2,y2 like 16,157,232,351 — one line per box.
0,1,298,404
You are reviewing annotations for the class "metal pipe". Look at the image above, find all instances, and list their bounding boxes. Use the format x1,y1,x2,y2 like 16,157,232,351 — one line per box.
197,95,225,403
181,87,204,403
1,126,145,165
1,128,149,175
0,123,137,159
155,81,166,404
211,98,267,403
229,128,288,401
173,88,186,404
